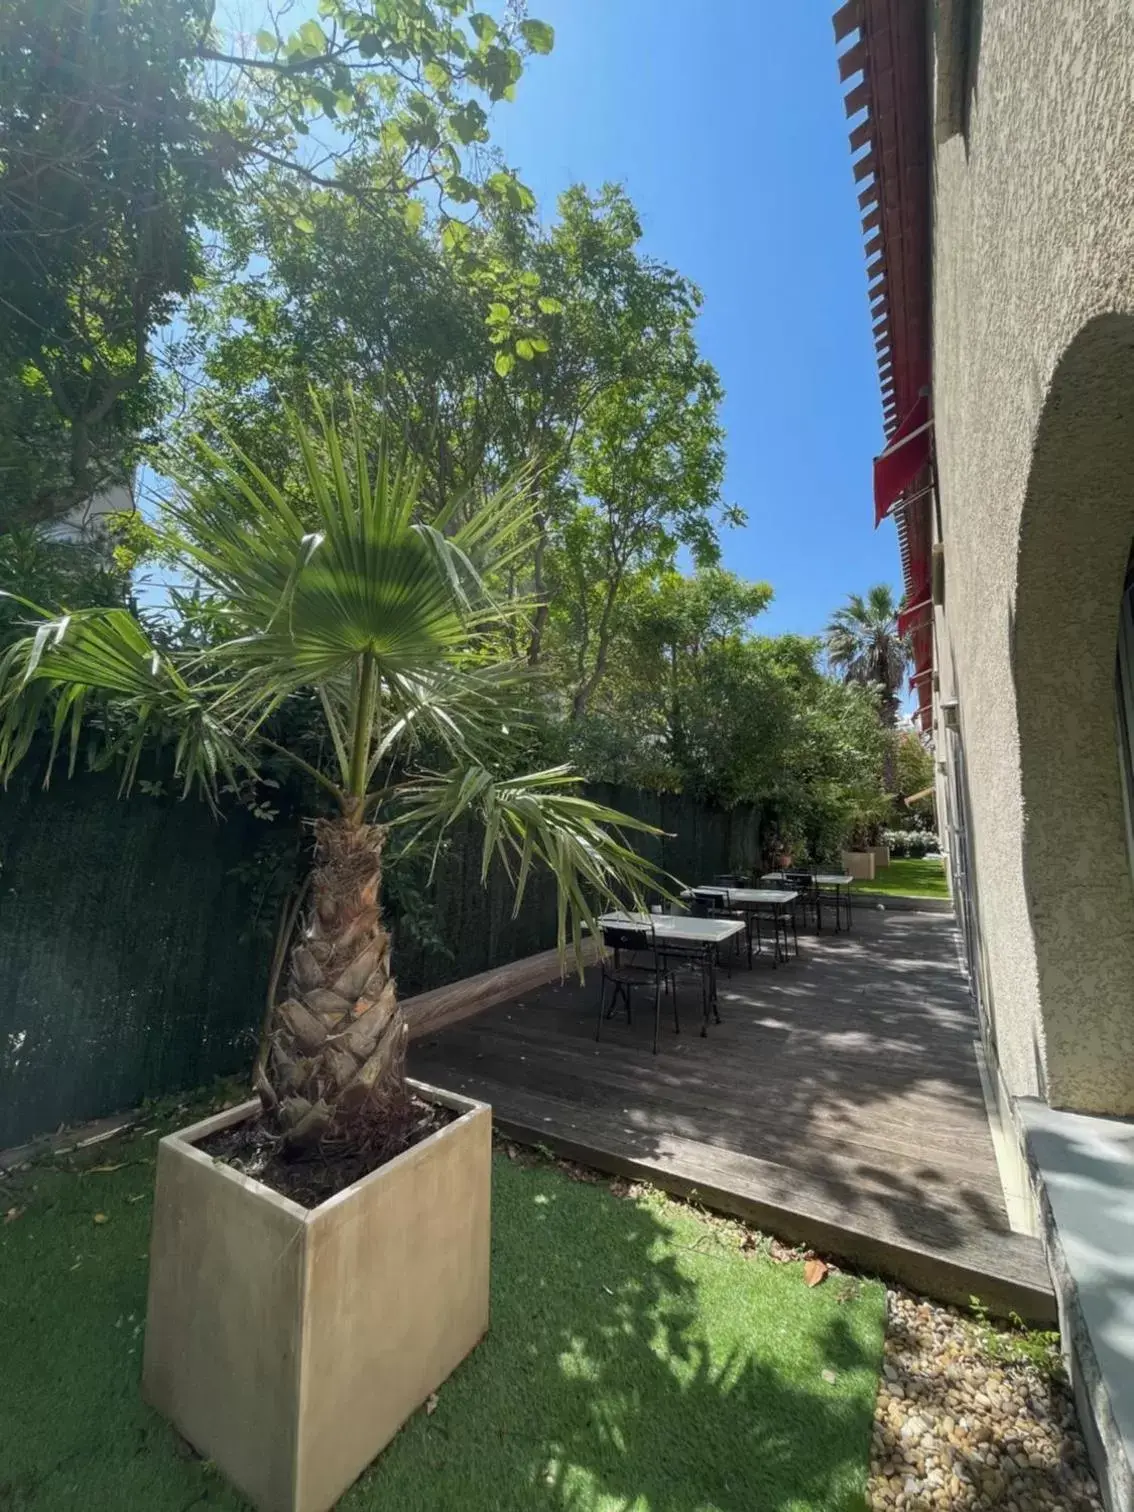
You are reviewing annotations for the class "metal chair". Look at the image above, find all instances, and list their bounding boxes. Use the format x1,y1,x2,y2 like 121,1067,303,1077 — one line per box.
597,921,672,1054
753,895,794,965
783,868,818,930
689,887,749,971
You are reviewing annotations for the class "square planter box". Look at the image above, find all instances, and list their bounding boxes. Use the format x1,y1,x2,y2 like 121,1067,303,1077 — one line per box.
870,844,891,869
142,1080,491,1512
841,849,876,880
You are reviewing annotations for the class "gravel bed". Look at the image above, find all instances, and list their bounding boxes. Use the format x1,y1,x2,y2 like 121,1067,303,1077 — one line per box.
869,1289,1104,1511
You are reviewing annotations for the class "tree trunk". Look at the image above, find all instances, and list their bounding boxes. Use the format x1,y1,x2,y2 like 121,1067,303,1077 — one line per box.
265,816,409,1150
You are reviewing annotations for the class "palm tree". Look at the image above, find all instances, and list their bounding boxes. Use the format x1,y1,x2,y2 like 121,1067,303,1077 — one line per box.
0,400,663,1154
825,584,909,726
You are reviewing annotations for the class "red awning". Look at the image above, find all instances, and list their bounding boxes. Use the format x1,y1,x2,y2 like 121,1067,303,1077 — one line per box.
873,394,932,526
897,596,932,638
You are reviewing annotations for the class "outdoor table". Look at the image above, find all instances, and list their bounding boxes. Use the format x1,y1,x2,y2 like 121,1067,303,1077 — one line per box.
597,911,744,1032
762,872,854,932
681,886,800,966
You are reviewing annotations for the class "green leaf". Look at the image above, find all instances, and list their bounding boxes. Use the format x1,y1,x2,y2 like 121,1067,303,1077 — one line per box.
494,350,515,377
403,199,425,231
519,19,555,54
469,12,498,43
537,296,564,315
446,174,479,204
298,18,325,51
292,215,316,234
518,270,540,288
515,339,535,360
486,302,510,325
448,100,488,145
441,219,470,252
256,29,277,53
530,337,550,353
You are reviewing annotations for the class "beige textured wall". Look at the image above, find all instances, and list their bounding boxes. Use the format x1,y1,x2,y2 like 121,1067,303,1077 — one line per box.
932,0,1134,1113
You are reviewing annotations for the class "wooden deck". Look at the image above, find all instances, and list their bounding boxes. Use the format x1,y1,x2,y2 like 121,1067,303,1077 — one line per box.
410,909,1055,1320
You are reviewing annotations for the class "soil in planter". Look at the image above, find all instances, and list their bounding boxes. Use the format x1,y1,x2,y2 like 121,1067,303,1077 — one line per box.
198,1097,455,1208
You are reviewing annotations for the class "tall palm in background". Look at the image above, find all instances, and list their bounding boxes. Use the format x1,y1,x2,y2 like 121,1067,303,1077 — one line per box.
825,584,909,728
0,400,663,1154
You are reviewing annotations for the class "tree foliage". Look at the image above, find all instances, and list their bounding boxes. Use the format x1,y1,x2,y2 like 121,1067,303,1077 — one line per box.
0,0,553,532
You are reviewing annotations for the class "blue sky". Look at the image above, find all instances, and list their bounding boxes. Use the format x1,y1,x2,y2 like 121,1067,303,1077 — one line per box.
491,0,898,638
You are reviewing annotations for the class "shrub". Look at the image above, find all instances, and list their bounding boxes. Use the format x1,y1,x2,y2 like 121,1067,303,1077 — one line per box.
882,828,941,859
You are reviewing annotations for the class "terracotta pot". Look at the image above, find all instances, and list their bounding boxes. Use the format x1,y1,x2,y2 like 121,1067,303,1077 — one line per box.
142,1081,491,1512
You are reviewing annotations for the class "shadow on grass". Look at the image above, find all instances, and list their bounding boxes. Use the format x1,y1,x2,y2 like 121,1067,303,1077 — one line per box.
351,1154,884,1512
0,1117,883,1512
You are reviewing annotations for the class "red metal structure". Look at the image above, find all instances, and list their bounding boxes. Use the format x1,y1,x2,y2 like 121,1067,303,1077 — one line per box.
833,0,934,726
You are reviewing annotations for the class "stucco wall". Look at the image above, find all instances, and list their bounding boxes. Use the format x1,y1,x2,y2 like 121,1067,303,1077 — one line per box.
931,0,1134,1113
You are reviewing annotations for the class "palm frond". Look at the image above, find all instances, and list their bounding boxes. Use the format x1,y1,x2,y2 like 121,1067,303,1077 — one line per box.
166,399,537,718
393,764,672,973
0,606,250,802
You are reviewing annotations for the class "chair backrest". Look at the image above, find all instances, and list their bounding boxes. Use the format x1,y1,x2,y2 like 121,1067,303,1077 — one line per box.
601,923,653,953
690,888,726,916
713,873,741,887
784,869,815,892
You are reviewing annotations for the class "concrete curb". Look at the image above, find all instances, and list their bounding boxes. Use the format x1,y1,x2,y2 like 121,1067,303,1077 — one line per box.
857,893,955,914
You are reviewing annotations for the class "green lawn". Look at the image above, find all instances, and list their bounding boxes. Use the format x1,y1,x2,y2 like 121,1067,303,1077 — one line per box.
855,856,949,899
0,1100,885,1512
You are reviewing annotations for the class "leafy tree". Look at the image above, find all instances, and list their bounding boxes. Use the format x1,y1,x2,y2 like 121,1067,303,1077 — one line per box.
0,0,218,531
0,0,552,533
0,403,661,1150
178,178,734,689
825,584,909,726
550,340,736,717
551,567,889,860
895,727,936,824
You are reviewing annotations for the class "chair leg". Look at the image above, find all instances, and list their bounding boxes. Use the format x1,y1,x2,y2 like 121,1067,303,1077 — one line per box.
596,973,606,1041
652,976,661,1054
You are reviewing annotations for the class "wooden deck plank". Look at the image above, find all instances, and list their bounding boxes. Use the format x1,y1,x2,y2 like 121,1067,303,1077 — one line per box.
410,911,1054,1319
427,1022,1007,1181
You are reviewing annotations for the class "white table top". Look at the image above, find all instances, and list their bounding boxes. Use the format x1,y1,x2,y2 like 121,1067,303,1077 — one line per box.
761,872,854,887
682,886,799,906
598,911,745,945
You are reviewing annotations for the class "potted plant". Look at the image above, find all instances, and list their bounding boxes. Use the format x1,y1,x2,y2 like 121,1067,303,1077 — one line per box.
0,402,662,1512
840,794,892,880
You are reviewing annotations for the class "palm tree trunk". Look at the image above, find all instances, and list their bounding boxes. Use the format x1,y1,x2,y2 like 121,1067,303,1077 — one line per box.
267,816,409,1149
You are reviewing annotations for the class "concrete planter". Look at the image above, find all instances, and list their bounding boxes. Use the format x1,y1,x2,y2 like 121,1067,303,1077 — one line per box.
841,849,876,880
142,1081,491,1512
870,844,891,869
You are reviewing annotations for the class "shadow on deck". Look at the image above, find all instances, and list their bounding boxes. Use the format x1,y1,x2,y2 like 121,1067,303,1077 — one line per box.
411,910,1054,1320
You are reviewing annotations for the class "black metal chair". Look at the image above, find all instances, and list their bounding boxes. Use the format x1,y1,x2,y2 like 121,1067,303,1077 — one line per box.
689,887,750,970
597,921,673,1054
783,868,818,931
753,895,794,965
653,929,719,1035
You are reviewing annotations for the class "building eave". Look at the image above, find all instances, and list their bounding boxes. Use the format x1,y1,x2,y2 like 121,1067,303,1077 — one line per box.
834,0,934,719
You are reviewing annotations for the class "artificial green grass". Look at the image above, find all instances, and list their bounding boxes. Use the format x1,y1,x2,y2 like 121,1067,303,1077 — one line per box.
855,857,949,899
0,1100,885,1512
